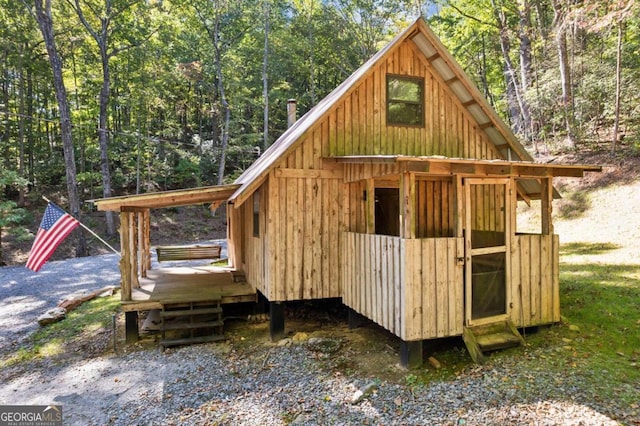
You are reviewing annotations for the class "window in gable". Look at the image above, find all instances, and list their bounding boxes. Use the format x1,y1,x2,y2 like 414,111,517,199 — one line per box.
253,187,260,237
386,75,424,127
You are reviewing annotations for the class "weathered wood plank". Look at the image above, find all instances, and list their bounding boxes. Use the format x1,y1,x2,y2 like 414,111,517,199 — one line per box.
510,236,523,327
422,239,436,337
435,238,448,337
552,235,560,322
540,234,552,322
530,235,541,323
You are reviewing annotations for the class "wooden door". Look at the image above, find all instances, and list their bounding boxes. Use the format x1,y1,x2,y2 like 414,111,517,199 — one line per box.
464,178,511,326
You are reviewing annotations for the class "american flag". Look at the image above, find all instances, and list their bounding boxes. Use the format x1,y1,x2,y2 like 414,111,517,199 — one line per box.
26,202,80,272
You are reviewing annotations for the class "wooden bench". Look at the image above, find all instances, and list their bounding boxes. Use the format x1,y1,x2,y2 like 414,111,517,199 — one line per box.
156,244,222,262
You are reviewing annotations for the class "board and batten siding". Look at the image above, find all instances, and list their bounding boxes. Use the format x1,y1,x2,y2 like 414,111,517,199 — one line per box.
342,232,464,341
510,234,560,327
289,40,503,160
238,184,268,297
256,171,343,302
280,39,502,163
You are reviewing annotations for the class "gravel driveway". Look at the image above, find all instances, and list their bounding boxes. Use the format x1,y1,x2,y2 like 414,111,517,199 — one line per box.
0,252,633,425
0,253,121,353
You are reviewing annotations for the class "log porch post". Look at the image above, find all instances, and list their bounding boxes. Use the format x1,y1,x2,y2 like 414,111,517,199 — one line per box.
119,211,132,302
400,172,416,238
541,177,554,235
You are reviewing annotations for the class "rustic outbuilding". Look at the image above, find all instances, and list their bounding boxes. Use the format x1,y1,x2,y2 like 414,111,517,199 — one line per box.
93,17,600,366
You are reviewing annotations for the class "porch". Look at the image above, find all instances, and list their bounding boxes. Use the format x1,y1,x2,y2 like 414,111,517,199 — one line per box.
120,264,257,313
341,232,559,343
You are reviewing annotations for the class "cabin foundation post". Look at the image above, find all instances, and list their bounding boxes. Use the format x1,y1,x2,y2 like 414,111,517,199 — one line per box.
400,340,423,368
269,302,285,342
348,308,367,329
125,311,139,343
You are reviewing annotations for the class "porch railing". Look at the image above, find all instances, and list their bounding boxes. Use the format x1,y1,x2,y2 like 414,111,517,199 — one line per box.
341,232,464,341
510,234,560,327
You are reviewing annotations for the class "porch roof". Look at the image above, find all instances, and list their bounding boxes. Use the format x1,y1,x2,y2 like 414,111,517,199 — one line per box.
330,155,602,200
330,155,601,177
89,184,241,212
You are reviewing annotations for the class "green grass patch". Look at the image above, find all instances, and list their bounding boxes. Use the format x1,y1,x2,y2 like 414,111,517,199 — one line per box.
520,262,640,406
400,260,639,413
560,242,621,256
1,295,120,368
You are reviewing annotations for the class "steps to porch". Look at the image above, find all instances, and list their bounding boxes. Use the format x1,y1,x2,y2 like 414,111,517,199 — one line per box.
462,320,525,364
159,299,225,349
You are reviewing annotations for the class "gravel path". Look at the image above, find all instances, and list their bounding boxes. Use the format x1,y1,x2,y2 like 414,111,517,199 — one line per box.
0,253,121,353
0,249,635,425
0,342,627,425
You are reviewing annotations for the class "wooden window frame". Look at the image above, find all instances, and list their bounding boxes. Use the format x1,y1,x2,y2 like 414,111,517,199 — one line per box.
386,74,424,127
252,188,260,237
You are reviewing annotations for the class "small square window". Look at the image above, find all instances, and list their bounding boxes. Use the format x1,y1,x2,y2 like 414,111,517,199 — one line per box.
253,188,260,237
387,75,424,126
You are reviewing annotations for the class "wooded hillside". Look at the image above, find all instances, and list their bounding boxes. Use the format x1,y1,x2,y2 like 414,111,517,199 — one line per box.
1,1,638,258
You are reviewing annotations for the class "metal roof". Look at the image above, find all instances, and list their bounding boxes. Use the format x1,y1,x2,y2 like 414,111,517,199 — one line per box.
90,184,241,212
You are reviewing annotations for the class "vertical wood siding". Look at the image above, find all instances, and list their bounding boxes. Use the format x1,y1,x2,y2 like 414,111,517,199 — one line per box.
312,41,501,159
257,174,342,302
240,36,511,310
239,188,266,297
510,234,560,327
415,178,455,238
342,232,464,341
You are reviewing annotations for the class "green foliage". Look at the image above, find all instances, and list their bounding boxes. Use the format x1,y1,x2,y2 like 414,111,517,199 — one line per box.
1,0,640,195
0,170,30,230
0,170,31,264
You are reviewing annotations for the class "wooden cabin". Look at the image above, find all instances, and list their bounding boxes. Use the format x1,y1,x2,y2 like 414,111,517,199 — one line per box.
93,17,600,366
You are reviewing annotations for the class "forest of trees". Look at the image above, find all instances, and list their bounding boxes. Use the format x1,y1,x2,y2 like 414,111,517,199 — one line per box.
1,0,638,253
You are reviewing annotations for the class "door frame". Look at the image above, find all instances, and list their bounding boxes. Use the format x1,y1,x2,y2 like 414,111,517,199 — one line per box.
463,177,512,327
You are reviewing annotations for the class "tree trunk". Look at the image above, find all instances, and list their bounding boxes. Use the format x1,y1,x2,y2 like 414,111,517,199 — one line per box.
611,20,624,154
98,46,115,235
1,53,10,170
552,0,576,148
18,66,26,206
30,0,87,257
518,0,534,143
262,0,269,152
214,11,229,185
491,0,529,137
70,0,116,235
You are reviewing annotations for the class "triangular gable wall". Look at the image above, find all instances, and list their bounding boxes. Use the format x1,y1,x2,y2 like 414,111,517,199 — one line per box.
230,17,531,207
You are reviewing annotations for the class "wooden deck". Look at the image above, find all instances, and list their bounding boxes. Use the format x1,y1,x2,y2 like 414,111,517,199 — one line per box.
121,264,256,312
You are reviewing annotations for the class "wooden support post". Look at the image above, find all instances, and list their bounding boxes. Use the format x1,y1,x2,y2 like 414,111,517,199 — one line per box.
125,311,139,343
400,172,416,238
454,175,464,238
269,302,285,342
128,211,139,289
348,308,368,329
119,211,132,301
365,178,375,234
400,340,423,368
541,177,554,235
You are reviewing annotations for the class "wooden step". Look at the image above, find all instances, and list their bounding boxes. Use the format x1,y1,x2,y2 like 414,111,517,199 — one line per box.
159,300,225,350
159,334,226,348
160,307,223,318
462,320,524,364
476,331,523,352
161,320,224,331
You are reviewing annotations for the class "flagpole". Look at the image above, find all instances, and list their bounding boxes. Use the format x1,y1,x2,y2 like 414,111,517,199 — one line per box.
42,196,120,256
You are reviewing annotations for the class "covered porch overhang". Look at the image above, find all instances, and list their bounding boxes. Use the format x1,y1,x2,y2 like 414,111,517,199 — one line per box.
330,155,601,237
335,155,600,344
89,184,244,303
